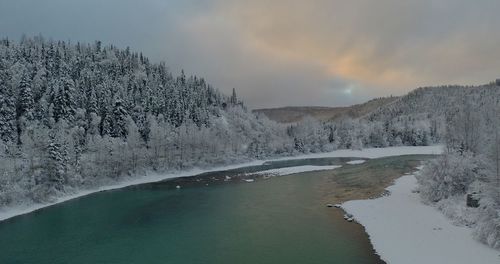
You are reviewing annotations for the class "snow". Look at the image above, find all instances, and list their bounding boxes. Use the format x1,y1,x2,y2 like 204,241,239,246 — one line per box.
268,145,442,161
343,173,500,264
249,165,342,177
0,145,442,222
346,160,366,165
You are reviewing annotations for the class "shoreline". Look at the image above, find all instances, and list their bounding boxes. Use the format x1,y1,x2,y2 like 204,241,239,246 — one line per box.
342,169,499,264
0,145,442,223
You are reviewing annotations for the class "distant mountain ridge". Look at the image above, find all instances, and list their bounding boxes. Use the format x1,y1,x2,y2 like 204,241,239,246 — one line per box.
255,81,500,124
253,97,399,123
364,82,500,122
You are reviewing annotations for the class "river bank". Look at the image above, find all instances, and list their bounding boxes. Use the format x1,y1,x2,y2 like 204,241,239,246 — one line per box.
343,170,500,264
0,146,442,223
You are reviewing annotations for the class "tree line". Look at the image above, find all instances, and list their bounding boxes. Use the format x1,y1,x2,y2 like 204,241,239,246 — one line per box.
0,36,437,210
415,84,500,250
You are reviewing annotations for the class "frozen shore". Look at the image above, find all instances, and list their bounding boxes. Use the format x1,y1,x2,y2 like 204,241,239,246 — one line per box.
346,160,366,165
248,165,342,177
343,173,500,264
0,145,442,222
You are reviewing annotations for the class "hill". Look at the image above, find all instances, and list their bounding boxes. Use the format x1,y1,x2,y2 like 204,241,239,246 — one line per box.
253,97,398,123
364,83,500,122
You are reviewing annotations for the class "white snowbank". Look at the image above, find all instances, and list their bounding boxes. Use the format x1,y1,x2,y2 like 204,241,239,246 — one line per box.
0,145,442,222
346,160,366,165
343,174,500,264
270,145,442,161
249,165,342,177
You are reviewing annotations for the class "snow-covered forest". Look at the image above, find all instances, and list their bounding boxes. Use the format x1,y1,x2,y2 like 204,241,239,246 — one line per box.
414,85,500,249
0,37,438,212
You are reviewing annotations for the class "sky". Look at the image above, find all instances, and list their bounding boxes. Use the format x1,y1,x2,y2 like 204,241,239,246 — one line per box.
1,0,500,109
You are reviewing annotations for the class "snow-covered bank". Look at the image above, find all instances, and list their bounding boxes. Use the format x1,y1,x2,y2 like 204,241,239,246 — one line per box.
269,145,442,161
0,145,442,222
346,160,366,165
249,165,342,177
343,174,500,264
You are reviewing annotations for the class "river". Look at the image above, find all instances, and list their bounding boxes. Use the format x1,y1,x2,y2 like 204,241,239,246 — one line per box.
0,155,433,264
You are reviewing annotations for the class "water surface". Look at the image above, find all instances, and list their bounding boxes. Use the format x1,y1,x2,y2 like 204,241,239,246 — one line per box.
0,155,432,264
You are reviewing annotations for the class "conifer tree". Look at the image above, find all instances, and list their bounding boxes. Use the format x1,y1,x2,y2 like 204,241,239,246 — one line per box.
230,88,237,106
53,78,75,122
17,71,34,120
46,138,67,190
0,68,16,142
112,99,128,138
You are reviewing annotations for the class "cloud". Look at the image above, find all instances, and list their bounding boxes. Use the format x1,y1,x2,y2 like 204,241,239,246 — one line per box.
205,0,500,87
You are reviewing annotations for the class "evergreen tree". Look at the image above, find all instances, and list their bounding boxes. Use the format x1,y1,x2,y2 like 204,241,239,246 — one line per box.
230,88,238,106
53,78,75,122
0,69,16,142
112,99,128,138
17,71,34,120
45,138,67,190
87,87,98,115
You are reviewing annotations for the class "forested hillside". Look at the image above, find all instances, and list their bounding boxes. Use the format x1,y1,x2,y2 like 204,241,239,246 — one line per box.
0,36,232,142
410,83,500,250
366,84,500,123
253,97,398,123
0,36,437,210
0,36,292,206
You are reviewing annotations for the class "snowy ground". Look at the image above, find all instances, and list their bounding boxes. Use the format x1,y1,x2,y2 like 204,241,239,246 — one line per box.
248,165,342,177
269,145,442,161
0,145,442,222
346,160,366,165
343,173,500,264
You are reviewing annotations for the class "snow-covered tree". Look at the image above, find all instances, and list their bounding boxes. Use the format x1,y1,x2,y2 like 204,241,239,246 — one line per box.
17,71,34,120
53,77,75,122
111,99,128,138
0,86,16,142
417,152,486,203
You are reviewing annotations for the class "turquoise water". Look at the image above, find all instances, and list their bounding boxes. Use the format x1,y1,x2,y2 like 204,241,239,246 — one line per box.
0,158,384,264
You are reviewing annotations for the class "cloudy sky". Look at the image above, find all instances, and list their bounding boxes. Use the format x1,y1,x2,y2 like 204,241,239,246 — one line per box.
1,0,500,108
